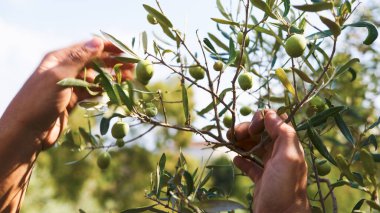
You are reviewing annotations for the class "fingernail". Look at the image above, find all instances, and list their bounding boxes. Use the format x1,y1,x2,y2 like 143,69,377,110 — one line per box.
85,37,102,52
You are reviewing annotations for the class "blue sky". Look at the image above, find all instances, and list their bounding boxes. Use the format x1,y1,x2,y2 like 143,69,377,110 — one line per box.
0,0,220,115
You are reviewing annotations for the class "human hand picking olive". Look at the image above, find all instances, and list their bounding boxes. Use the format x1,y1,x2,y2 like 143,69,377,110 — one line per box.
232,110,310,213
0,37,133,212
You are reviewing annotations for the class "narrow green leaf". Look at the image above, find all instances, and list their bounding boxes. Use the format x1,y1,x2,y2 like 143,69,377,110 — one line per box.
142,31,148,53
352,199,365,212
361,134,377,150
360,149,377,176
216,0,230,19
182,84,190,125
344,21,378,45
101,31,140,59
100,117,110,135
92,63,119,104
335,58,360,78
183,170,194,196
143,4,173,28
57,78,97,88
199,170,213,188
203,38,218,54
158,153,166,171
275,68,295,97
208,33,228,51
307,125,337,165
296,106,346,130
293,2,333,12
335,154,360,184
114,84,134,111
334,113,354,145
319,16,341,37
78,127,97,146
282,0,290,16
227,38,237,66
198,88,232,116
211,18,239,26
292,68,316,85
126,81,135,106
113,56,140,64
250,0,277,19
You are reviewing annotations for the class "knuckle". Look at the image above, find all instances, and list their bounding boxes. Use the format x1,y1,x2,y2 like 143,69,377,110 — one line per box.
66,47,89,63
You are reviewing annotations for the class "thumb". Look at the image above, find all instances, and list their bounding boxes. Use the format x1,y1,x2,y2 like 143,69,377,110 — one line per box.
43,37,104,77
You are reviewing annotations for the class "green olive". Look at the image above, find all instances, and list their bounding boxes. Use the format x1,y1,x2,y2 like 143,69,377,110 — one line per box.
213,60,224,71
238,72,253,91
234,49,247,66
111,121,129,139
237,32,250,47
189,64,205,80
147,14,158,25
223,114,233,128
240,106,252,116
285,34,307,58
97,152,111,170
316,159,331,176
116,139,125,148
136,60,154,85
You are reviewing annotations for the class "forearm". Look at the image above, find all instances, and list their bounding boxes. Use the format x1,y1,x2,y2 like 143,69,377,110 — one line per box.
0,112,41,212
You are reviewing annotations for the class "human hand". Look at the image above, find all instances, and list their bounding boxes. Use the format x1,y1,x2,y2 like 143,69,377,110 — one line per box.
1,37,133,150
232,110,310,213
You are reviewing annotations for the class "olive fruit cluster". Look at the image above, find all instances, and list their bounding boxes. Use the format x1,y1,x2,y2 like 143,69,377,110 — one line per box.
136,60,154,85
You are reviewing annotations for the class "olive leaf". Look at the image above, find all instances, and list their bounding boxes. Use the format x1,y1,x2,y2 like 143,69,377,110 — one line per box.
57,78,98,88
293,2,333,12
143,4,173,28
319,16,341,38
275,68,296,97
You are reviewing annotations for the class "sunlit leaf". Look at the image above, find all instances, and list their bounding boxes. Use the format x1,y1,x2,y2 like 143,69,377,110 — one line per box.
143,4,173,28
142,31,148,53
182,84,190,125
250,0,277,19
57,78,98,88
319,16,341,37
101,31,140,59
275,68,295,97
360,149,377,176
114,84,134,111
293,2,333,12
211,18,239,26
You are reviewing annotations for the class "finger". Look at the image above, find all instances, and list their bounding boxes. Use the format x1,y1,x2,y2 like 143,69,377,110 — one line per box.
248,111,265,137
103,41,124,54
264,110,299,151
45,37,104,77
226,122,250,141
233,156,263,182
